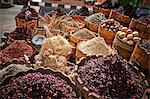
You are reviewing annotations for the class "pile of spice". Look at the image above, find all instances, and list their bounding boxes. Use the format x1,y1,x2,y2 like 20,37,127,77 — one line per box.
85,13,106,25
47,8,67,17
77,54,145,98
77,37,115,56
0,40,33,64
39,36,73,59
43,13,84,36
35,36,74,72
7,27,32,41
72,28,96,40
0,72,78,98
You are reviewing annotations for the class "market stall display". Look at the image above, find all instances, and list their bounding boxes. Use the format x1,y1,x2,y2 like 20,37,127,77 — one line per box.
75,54,146,98
0,1,150,98
0,68,80,98
34,36,75,73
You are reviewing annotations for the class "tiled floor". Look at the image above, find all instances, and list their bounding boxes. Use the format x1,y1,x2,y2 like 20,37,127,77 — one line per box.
0,5,21,33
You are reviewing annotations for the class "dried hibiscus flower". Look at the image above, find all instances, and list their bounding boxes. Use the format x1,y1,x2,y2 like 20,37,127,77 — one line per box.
77,54,145,98
0,72,78,98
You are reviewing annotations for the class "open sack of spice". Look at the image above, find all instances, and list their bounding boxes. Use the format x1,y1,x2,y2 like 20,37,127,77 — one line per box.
15,6,39,29
74,54,148,99
0,40,34,69
76,37,116,60
1,27,33,50
0,68,80,98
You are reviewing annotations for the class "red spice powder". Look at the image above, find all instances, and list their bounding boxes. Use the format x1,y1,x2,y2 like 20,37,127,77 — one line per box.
0,40,33,63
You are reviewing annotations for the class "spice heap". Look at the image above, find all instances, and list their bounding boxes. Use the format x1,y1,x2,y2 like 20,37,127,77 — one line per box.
0,40,33,64
35,36,74,72
77,54,145,98
0,72,78,98
72,28,96,40
77,37,114,56
7,27,32,41
117,27,141,45
101,19,122,32
139,40,150,53
85,13,106,25
39,36,73,58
